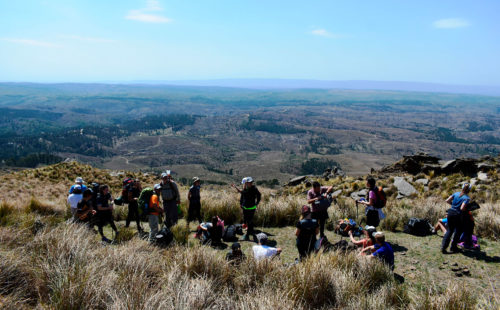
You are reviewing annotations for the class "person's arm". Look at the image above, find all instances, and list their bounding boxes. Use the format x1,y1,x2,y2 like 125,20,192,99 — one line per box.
307,191,318,204
174,183,181,205
255,187,261,205
187,188,192,201
231,184,242,193
446,195,454,205
460,201,468,211
295,228,301,237
326,186,334,194
348,231,363,245
360,245,375,254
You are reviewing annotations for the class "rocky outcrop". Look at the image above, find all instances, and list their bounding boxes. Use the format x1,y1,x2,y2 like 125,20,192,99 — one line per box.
441,158,478,176
380,153,440,175
393,177,417,198
286,176,307,186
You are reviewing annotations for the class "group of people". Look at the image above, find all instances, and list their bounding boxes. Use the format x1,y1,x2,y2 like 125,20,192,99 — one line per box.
67,171,478,269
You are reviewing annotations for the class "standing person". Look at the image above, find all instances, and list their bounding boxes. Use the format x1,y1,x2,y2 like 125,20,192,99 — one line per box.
96,184,119,243
148,184,164,242
295,205,319,260
442,183,471,254
357,177,384,228
187,177,202,225
160,171,181,227
67,185,83,220
307,181,333,238
69,177,87,194
125,180,143,233
231,177,261,241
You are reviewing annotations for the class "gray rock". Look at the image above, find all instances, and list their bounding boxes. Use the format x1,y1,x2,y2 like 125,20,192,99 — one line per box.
477,172,489,182
424,186,429,192
396,193,405,199
477,162,495,172
332,190,343,198
415,178,429,186
350,189,368,200
394,176,417,197
470,178,478,186
287,176,307,186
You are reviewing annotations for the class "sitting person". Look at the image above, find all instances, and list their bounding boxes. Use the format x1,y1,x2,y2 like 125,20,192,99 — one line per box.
348,225,376,252
199,216,224,245
226,242,246,265
296,205,319,260
432,217,448,235
252,233,281,261
75,189,97,228
365,232,394,270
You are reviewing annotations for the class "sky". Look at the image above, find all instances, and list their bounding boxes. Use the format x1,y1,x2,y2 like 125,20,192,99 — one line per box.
0,0,499,85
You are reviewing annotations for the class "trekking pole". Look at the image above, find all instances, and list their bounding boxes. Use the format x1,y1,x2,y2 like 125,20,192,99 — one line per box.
356,201,359,224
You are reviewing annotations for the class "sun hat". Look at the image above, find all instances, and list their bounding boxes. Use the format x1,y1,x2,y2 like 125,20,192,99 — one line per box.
246,177,254,183
75,177,84,184
192,177,200,184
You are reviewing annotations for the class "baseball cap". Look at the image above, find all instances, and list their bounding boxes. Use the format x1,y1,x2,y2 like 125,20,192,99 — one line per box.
241,177,248,185
246,177,254,183
256,233,268,243
462,183,471,191
75,177,84,184
364,225,375,231
154,184,161,190
192,177,200,184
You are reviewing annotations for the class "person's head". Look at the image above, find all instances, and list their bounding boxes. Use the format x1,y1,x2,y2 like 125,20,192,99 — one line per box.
373,231,385,244
312,181,321,193
154,184,161,194
366,177,376,189
256,233,268,245
161,171,172,182
82,189,93,200
364,225,376,243
193,177,200,186
99,184,109,195
133,179,141,188
75,177,84,185
245,177,254,189
231,242,242,255
211,216,218,227
462,183,471,194
301,205,311,219
72,185,83,194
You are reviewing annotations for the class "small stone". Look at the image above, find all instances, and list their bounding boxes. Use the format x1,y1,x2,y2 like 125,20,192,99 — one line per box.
451,262,458,267
451,266,461,272
462,268,470,275
442,261,448,265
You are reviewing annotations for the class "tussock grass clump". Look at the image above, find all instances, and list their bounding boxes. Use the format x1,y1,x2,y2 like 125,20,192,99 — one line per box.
25,197,64,216
0,201,16,226
171,220,190,244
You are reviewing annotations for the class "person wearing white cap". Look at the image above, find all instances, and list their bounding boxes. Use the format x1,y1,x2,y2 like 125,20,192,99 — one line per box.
348,225,376,252
252,233,281,261
231,176,261,241
67,184,83,220
69,177,87,194
441,183,471,254
148,184,164,242
159,170,181,227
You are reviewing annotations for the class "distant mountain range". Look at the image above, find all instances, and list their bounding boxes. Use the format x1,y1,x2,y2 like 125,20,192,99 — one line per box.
130,79,500,96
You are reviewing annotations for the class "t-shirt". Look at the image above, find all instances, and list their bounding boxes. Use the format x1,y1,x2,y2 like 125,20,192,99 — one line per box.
128,187,141,206
67,193,83,209
368,190,377,206
296,218,319,245
307,186,328,201
450,192,470,212
373,242,394,269
240,186,261,209
149,194,160,216
77,199,92,212
201,223,223,243
96,193,112,215
69,184,87,194
361,238,373,249
189,185,201,203
252,245,278,261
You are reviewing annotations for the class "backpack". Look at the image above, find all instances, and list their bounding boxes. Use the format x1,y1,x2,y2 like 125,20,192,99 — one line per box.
334,218,361,237
155,226,173,248
234,224,244,235
90,182,100,209
223,225,238,242
138,187,154,216
404,218,433,236
312,194,332,212
374,186,387,209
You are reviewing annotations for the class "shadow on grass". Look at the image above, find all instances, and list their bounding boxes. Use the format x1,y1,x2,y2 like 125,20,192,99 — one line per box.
394,273,405,284
461,249,500,263
391,243,408,253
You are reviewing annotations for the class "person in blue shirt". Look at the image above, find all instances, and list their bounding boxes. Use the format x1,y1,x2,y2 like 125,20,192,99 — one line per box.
69,177,87,194
362,231,394,270
441,183,471,254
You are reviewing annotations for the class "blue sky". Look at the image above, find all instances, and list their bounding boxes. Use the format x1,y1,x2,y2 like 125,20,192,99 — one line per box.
0,0,499,85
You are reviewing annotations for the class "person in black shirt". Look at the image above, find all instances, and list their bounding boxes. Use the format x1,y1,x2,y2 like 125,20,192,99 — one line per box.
96,184,118,243
226,242,246,265
76,189,97,229
199,216,224,245
187,177,202,224
232,177,261,241
125,180,143,233
295,205,319,260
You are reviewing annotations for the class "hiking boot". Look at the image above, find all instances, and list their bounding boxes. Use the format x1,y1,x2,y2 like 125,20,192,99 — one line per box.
450,247,461,253
102,237,111,243
441,249,450,254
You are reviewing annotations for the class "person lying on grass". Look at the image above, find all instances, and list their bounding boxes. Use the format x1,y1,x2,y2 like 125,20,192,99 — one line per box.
348,225,376,252
253,233,281,261
199,216,224,245
362,232,394,270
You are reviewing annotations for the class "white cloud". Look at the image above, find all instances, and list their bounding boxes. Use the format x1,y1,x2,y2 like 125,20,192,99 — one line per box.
126,0,171,23
310,28,342,38
59,35,115,43
0,38,59,47
433,18,470,29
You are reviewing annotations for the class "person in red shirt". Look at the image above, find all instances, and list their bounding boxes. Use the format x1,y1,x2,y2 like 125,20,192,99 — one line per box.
348,225,376,253
149,184,164,242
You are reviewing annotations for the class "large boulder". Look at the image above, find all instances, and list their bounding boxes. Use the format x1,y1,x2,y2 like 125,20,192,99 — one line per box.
441,158,478,176
393,177,417,197
380,153,441,175
287,176,307,186
350,189,368,200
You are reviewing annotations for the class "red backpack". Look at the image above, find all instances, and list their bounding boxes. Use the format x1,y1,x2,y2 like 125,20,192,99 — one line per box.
374,186,387,209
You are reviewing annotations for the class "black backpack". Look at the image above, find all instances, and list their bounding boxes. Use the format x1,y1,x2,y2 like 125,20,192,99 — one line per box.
155,226,173,248
90,182,100,209
404,218,433,236
223,225,238,242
